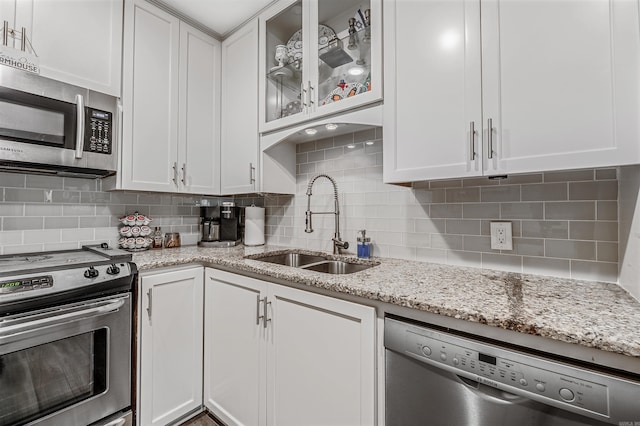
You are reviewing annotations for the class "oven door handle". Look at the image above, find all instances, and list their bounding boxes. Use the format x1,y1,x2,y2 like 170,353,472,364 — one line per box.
0,297,126,340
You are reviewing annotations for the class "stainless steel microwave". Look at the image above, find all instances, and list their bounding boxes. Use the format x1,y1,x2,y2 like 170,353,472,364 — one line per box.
0,67,118,177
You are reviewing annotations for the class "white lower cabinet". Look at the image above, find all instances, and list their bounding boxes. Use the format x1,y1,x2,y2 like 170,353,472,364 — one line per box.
138,266,204,426
204,268,376,426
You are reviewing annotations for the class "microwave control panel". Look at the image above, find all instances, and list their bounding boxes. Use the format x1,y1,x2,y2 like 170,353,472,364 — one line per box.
84,107,113,155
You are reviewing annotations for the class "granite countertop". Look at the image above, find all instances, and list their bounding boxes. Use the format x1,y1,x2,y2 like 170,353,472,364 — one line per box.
132,245,640,359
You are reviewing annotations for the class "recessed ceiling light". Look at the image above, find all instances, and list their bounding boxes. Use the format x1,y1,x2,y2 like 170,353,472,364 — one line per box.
365,141,375,145
348,66,364,76
304,128,318,135
325,123,338,130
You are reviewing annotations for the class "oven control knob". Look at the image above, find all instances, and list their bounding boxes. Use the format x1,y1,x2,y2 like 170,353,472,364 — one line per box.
107,264,120,275
84,266,99,278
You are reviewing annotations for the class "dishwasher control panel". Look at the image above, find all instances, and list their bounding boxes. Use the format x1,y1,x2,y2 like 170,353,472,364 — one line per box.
406,329,608,416
384,318,640,424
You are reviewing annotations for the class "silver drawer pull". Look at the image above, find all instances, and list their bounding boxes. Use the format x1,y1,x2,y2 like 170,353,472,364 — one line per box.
487,118,494,159
469,121,476,161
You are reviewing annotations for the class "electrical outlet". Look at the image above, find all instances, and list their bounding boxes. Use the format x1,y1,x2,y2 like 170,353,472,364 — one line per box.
490,221,513,250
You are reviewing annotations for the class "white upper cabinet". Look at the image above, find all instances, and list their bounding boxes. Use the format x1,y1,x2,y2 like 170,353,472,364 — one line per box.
220,19,259,195
179,22,221,195
384,0,640,183
0,0,123,96
121,0,180,192
119,0,221,194
383,0,482,182
481,0,640,175
259,0,382,133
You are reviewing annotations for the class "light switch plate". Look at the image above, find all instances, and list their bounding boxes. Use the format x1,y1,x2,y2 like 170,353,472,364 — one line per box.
490,221,513,250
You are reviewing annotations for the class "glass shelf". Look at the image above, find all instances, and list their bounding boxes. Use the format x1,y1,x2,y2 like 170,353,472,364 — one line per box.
317,25,372,107
266,60,303,94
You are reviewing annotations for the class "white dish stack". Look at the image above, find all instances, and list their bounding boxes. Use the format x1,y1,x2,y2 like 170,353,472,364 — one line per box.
244,206,265,246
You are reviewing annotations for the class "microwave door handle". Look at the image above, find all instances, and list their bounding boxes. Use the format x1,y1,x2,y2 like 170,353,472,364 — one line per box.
74,94,85,159
0,297,125,340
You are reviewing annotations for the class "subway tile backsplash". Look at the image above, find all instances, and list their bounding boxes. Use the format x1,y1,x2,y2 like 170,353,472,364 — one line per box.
264,127,619,283
0,173,244,255
0,129,621,284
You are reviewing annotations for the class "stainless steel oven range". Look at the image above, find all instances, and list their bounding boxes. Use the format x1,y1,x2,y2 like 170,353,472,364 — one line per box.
0,244,136,426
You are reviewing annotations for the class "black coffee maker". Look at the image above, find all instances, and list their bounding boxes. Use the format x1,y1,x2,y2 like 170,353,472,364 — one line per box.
198,202,243,247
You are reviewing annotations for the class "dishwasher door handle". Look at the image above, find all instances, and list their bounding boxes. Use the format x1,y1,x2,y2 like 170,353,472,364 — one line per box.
455,374,525,403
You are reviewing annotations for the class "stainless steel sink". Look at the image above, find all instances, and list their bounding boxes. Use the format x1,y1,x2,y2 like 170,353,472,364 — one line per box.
252,252,327,267
300,260,374,275
248,251,378,275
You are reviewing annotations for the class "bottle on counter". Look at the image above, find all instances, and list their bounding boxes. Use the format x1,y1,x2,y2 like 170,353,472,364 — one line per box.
357,229,371,259
152,227,163,249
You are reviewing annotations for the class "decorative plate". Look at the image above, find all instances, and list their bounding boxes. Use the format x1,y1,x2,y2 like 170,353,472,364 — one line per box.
286,24,336,64
321,82,366,105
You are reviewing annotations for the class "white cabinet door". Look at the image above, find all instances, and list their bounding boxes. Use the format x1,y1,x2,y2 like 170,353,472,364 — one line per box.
259,0,383,134
383,0,482,183
204,269,376,426
139,267,204,426
383,0,640,184
220,19,259,195
22,0,123,96
204,269,266,426
267,283,376,426
179,22,221,195
481,0,640,175
121,0,180,192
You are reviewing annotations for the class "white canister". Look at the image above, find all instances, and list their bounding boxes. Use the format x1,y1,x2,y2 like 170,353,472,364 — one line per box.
244,206,265,246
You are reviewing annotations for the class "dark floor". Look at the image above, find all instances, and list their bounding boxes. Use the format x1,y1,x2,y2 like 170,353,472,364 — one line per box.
179,412,224,426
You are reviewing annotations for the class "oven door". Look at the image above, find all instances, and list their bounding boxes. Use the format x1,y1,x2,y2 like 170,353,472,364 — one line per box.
0,294,131,426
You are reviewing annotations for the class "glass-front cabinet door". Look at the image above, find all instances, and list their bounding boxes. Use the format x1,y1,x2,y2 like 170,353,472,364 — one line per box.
261,0,306,128
259,0,381,133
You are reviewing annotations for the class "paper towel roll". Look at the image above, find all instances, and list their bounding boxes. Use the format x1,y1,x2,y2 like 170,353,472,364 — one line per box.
244,206,265,246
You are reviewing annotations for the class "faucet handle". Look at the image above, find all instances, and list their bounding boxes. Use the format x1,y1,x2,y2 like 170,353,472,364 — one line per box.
333,238,349,250
305,211,313,233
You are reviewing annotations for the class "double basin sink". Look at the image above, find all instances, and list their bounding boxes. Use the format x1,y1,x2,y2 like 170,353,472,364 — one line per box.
248,251,379,275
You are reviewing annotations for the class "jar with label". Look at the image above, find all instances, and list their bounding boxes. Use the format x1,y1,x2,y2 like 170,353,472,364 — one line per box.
357,229,371,259
152,227,163,249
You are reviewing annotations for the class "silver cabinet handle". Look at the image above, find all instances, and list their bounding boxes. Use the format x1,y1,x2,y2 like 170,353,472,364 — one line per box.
256,295,264,325
263,298,271,329
469,121,476,161
308,80,314,106
181,163,186,185
75,94,85,159
3,21,8,46
146,288,152,321
172,162,178,187
301,82,308,108
487,118,494,159
20,27,25,51
249,162,256,184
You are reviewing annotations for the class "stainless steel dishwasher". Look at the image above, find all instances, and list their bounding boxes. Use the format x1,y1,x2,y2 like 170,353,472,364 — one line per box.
385,317,640,426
